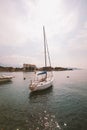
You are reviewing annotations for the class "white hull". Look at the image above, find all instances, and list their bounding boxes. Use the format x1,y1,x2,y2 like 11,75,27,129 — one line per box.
29,77,53,92
0,75,13,83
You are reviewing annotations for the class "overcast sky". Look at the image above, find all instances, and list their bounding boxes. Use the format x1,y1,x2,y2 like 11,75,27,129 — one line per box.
0,0,87,68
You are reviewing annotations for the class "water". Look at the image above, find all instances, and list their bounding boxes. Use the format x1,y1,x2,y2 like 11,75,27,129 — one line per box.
0,70,87,130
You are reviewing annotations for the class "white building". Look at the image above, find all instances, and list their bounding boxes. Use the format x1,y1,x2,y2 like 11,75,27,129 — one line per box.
23,64,36,71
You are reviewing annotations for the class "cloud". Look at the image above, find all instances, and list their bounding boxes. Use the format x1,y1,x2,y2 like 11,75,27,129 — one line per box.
67,22,87,51
0,55,37,67
0,0,35,46
0,0,79,46
0,0,87,68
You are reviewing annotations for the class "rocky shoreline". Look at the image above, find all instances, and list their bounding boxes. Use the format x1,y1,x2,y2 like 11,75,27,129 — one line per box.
0,66,73,72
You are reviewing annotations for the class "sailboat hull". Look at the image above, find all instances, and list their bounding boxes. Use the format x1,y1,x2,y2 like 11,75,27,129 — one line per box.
29,77,53,92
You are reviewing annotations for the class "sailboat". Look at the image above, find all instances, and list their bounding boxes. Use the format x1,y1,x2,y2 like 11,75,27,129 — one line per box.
29,26,54,92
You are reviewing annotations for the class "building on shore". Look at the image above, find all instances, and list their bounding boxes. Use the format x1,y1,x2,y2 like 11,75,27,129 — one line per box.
23,64,36,71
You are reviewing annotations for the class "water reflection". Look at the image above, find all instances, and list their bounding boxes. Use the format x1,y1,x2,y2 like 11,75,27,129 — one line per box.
28,86,62,130
29,86,53,99
26,110,62,130
0,80,13,86
0,70,87,130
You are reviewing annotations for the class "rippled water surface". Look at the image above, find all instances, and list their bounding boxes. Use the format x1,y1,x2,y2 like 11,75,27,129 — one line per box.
0,70,87,130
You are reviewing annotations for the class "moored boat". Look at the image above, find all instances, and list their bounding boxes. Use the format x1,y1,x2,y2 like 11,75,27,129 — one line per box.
29,26,54,92
0,75,14,83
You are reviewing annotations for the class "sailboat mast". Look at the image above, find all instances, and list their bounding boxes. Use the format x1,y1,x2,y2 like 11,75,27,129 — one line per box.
43,26,47,67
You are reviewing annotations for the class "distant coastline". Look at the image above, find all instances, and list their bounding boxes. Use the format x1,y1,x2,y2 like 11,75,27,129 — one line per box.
0,66,73,72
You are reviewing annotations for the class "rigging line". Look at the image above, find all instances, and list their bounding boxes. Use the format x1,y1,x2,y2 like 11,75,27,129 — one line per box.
46,37,51,67
43,26,47,67
43,26,51,67
45,31,53,76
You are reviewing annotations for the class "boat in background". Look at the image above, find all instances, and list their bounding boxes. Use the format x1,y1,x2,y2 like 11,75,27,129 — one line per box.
0,74,14,83
29,26,54,92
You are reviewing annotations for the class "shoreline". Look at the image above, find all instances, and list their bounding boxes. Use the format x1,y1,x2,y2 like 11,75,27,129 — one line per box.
0,66,73,72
